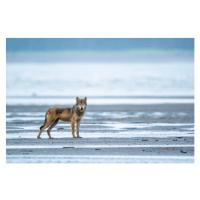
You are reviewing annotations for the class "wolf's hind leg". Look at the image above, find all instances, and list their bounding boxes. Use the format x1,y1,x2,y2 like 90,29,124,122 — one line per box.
47,118,59,139
37,121,53,139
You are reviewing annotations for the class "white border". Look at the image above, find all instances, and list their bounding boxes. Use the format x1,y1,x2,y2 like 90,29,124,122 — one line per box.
0,37,6,164
0,1,200,200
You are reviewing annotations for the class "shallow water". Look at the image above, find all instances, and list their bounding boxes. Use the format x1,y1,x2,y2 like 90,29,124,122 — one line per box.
6,144,194,149
6,110,194,139
6,155,194,163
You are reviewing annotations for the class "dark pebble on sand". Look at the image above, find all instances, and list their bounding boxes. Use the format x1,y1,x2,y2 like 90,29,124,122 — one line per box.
181,150,187,153
173,139,178,141
58,128,64,130
95,149,101,150
142,139,148,141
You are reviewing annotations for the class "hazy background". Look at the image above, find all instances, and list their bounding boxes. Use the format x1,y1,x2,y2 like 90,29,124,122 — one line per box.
6,38,194,105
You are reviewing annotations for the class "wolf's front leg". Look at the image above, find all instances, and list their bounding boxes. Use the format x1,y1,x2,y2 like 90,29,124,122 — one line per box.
71,120,76,138
76,120,82,138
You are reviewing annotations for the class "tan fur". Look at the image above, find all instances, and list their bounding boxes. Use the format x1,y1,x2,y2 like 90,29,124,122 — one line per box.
37,97,87,139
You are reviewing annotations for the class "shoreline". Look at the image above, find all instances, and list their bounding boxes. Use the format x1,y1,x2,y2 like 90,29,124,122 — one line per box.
6,49,194,63
6,98,194,106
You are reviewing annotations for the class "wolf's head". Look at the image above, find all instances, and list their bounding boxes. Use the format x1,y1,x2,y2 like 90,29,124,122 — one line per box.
76,97,87,113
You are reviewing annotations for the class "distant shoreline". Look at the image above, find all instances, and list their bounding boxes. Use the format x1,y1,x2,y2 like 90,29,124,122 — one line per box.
6,95,194,99
6,49,194,63
6,96,194,106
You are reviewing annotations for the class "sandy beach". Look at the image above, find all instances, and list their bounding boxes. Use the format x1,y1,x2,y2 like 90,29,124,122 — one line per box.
6,103,194,163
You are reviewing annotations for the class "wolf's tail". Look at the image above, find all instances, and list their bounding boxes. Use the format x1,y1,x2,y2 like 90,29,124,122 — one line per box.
40,113,47,130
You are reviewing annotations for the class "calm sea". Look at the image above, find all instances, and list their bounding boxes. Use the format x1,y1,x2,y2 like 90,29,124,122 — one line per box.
6,62,194,105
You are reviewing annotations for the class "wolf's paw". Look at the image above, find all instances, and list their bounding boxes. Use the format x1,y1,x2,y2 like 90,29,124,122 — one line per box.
37,136,41,139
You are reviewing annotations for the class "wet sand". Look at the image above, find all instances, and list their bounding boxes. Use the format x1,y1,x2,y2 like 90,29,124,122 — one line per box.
6,104,194,163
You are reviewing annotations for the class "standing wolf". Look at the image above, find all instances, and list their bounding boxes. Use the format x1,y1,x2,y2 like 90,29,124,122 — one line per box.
37,97,87,139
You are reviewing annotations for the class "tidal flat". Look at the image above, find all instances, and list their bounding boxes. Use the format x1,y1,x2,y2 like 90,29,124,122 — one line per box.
6,104,194,163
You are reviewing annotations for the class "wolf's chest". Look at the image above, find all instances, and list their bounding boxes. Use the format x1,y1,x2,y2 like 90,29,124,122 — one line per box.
75,112,84,121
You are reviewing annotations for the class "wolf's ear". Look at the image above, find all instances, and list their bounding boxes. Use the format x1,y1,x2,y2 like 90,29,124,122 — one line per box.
76,97,79,101
84,97,87,101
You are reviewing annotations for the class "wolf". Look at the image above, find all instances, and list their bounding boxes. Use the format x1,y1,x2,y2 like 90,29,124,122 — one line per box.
37,97,87,139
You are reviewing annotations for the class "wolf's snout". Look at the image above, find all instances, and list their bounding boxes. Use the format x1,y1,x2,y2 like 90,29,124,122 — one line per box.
81,107,83,110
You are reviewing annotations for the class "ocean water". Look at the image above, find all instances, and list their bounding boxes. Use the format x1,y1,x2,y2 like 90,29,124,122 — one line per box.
6,62,194,104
